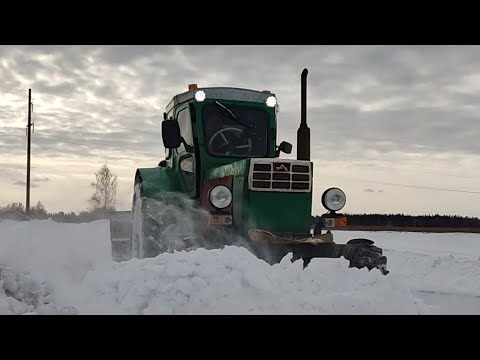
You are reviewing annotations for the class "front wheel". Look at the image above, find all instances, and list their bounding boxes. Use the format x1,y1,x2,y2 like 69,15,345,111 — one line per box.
132,192,200,259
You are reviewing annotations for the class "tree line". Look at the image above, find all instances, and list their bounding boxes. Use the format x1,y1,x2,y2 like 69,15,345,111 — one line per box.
313,213,480,228
0,163,118,223
2,161,479,228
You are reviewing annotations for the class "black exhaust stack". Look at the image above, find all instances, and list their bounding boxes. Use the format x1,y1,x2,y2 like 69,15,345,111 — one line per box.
297,68,310,161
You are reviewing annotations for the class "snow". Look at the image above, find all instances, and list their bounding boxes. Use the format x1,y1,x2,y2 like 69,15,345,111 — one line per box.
1,219,480,314
0,219,109,314
333,231,480,296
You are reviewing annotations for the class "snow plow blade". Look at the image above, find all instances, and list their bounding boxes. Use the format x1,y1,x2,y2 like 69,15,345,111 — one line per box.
248,229,389,275
248,229,334,244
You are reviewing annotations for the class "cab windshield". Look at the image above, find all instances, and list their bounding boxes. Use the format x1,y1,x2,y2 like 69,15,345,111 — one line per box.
202,102,269,158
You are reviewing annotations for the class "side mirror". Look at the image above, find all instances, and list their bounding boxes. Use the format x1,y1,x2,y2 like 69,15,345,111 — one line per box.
158,160,167,167
162,120,181,149
279,141,292,154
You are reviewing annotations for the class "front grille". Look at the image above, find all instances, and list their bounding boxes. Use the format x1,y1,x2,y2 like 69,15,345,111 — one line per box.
249,159,312,192
252,181,271,188
253,164,272,172
292,165,310,173
253,173,271,180
292,174,309,181
272,173,290,181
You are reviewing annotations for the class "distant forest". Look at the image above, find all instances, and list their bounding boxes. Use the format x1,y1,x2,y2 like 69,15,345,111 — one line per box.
2,201,480,228
313,213,480,228
0,202,109,223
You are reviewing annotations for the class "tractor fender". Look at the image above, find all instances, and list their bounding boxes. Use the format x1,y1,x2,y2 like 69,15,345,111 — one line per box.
135,167,183,200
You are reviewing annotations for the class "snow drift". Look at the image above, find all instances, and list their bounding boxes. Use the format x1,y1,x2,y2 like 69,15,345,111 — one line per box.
1,219,480,314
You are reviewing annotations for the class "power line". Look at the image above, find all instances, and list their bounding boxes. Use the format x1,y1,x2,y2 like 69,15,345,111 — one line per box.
370,180,480,194
2,122,478,186
1,88,26,93
3,88,162,112
33,137,158,159
0,110,22,114
0,164,24,169
32,133,480,195
34,132,159,154
321,174,480,195
5,88,480,155
35,112,161,135
315,133,479,156
5,90,480,196
1,122,476,183
34,132,162,157
33,90,162,112
348,161,478,180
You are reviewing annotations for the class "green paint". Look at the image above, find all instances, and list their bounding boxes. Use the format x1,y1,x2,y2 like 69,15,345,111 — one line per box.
205,159,250,181
243,192,312,235
195,99,276,184
205,158,312,235
136,167,182,199
133,88,314,238
232,173,248,230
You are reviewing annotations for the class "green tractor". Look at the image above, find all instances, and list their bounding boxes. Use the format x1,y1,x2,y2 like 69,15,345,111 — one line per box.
110,68,389,275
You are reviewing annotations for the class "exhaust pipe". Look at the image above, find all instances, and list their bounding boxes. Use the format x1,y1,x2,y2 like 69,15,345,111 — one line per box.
297,68,310,161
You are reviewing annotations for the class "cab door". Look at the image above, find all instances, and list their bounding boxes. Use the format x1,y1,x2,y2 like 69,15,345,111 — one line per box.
175,105,196,198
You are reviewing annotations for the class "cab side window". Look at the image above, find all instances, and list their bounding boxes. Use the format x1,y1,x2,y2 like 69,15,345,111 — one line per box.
177,108,193,153
179,156,194,193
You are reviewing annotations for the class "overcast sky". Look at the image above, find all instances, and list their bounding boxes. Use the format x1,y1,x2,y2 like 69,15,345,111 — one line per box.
1,45,480,217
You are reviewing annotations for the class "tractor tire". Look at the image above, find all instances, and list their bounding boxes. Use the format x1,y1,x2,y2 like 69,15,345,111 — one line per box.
132,192,199,259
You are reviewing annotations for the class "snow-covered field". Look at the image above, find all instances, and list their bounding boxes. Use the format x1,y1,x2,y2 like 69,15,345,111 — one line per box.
1,219,480,315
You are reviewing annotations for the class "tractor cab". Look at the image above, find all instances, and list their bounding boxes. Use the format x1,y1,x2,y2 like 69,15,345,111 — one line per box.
163,85,287,157
110,69,389,276
160,85,294,197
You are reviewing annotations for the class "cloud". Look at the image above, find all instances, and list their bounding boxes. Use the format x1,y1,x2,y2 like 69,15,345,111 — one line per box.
14,180,38,188
1,45,480,215
362,188,385,193
4,45,479,159
33,176,50,182
12,175,49,188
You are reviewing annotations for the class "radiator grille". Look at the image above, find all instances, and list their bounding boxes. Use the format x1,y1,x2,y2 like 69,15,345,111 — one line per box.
248,159,312,192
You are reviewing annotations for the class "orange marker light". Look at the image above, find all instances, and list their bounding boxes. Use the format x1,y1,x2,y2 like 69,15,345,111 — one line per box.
335,217,348,227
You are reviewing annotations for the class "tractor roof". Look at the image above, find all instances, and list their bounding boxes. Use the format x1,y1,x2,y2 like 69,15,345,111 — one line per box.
166,87,277,113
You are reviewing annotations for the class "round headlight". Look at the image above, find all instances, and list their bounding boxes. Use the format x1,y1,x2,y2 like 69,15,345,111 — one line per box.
195,90,206,102
266,96,277,107
321,187,346,212
209,185,232,209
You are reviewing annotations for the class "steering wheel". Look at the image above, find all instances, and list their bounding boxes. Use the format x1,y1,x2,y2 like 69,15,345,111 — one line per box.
208,127,253,156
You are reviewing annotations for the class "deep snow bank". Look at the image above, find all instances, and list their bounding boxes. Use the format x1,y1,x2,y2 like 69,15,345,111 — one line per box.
0,219,110,314
78,247,432,314
2,219,480,314
0,266,78,315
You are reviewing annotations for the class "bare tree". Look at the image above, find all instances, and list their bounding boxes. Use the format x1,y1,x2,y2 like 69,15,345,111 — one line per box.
89,163,118,215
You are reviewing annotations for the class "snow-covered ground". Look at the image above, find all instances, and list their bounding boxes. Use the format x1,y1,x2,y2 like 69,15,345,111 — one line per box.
1,219,480,314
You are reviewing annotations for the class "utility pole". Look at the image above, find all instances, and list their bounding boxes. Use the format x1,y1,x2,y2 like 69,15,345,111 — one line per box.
26,89,32,213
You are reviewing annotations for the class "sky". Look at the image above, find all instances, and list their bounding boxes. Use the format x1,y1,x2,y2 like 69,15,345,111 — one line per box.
1,45,480,217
